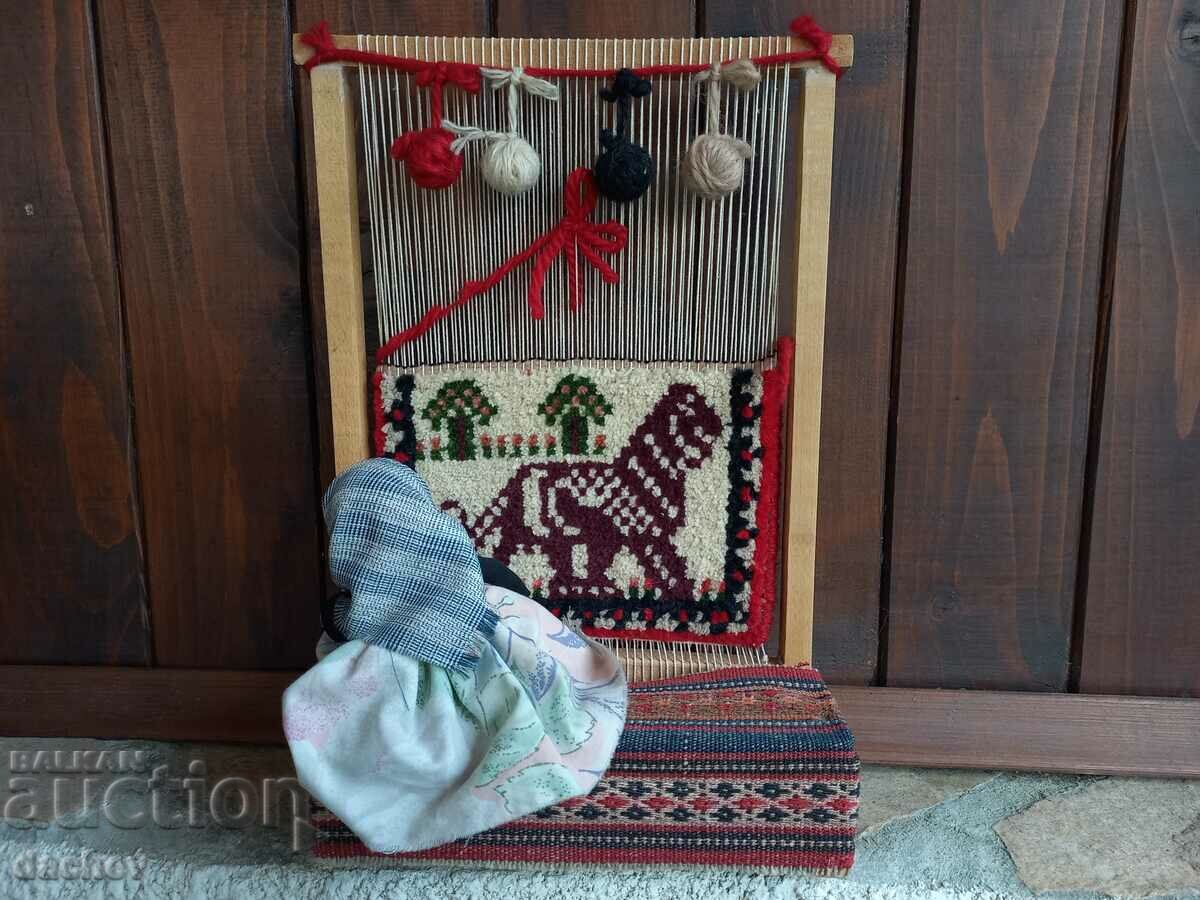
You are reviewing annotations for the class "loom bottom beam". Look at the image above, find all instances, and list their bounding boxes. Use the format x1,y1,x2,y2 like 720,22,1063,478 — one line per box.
596,638,771,684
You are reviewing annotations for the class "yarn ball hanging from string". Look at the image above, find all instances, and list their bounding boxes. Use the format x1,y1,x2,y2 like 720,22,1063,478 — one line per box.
593,133,653,203
479,134,542,195
593,69,654,204
390,126,462,190
682,134,754,199
681,59,762,200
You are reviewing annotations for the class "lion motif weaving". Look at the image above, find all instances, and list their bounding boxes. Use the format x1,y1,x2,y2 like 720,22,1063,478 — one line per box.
374,340,792,646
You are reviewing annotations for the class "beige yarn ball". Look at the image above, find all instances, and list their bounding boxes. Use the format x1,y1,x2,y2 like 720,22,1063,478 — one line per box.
479,134,542,195
682,133,754,199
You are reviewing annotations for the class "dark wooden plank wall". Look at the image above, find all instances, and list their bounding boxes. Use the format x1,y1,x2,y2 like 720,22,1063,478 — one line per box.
0,0,149,664
97,1,320,668
1079,0,1200,698
2,0,1198,708
886,1,1123,690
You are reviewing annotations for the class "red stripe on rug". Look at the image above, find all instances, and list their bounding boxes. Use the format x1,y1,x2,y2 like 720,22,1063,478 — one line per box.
315,843,855,870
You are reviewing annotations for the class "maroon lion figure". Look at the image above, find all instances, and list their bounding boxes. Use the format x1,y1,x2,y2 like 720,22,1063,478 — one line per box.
445,383,724,599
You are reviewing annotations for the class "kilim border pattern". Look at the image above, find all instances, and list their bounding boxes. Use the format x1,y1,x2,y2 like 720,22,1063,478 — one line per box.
369,340,793,647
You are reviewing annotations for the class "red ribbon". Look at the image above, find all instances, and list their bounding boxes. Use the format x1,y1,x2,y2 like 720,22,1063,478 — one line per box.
415,61,481,93
376,168,627,362
527,168,626,317
301,23,481,123
299,21,340,69
414,61,482,122
300,18,843,81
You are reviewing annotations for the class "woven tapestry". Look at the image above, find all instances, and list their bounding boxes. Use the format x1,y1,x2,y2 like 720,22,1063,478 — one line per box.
312,665,858,876
373,339,792,646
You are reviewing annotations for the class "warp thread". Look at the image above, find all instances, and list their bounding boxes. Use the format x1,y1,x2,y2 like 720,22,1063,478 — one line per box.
388,62,482,189
682,59,761,199
444,67,559,195
300,17,844,192
375,168,627,360
592,69,654,204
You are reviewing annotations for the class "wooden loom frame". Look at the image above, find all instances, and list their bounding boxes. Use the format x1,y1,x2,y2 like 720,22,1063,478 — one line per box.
294,32,853,667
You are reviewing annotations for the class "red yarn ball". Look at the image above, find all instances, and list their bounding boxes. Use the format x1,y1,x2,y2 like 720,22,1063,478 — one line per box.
389,126,462,190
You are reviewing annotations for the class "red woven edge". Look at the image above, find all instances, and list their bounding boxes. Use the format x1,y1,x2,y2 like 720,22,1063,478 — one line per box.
370,369,386,457
747,334,794,645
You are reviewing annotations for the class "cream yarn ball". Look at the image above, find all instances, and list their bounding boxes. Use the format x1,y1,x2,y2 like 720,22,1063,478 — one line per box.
479,133,542,195
682,134,754,199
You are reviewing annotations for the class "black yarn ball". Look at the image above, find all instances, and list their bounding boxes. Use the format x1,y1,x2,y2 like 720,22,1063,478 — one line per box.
593,68,654,204
593,131,654,203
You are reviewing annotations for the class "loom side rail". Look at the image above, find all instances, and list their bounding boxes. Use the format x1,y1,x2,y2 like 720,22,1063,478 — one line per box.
309,64,370,476
778,67,836,666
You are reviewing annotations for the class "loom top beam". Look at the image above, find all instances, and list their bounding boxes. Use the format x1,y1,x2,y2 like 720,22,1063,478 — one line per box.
292,33,854,72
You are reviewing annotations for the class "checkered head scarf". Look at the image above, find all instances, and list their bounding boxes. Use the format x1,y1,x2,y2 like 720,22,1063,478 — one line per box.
322,458,497,671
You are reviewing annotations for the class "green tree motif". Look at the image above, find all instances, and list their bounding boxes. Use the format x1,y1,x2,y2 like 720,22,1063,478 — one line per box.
422,379,497,461
538,375,612,455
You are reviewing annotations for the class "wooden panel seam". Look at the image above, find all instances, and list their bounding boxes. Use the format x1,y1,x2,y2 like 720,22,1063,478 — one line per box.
4,666,1199,776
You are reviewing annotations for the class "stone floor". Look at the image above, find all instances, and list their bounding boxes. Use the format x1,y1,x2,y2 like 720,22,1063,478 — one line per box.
0,738,1197,898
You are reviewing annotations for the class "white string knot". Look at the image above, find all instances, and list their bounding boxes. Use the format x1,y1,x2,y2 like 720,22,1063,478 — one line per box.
693,59,761,134
443,119,507,153
481,66,559,133
443,118,543,196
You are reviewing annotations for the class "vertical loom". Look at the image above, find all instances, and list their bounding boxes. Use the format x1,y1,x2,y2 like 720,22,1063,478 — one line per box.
296,31,850,675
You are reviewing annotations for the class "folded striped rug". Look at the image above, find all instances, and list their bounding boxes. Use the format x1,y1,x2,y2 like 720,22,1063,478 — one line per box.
311,666,858,876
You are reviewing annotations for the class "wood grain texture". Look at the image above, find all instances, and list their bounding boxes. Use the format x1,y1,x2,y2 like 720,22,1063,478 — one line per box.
297,0,486,34
0,1,149,664
707,1,909,682
497,0,695,38
834,684,1200,777
778,68,837,665
1080,0,1200,698
308,64,369,475
887,1,1123,690
0,666,295,745
294,2,491,491
97,1,320,668
6,666,1199,776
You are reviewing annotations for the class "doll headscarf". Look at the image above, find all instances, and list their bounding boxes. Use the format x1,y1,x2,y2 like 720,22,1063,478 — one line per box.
322,458,496,671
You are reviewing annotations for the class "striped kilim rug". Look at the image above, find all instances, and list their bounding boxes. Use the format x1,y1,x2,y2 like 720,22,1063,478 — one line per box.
311,666,859,876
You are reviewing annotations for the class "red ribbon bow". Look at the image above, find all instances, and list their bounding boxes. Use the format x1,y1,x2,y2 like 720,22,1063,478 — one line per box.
376,168,628,361
526,168,627,318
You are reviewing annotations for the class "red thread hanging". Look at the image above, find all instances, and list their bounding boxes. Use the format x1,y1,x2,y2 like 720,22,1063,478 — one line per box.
300,17,844,82
388,62,482,189
301,23,482,189
375,168,627,362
